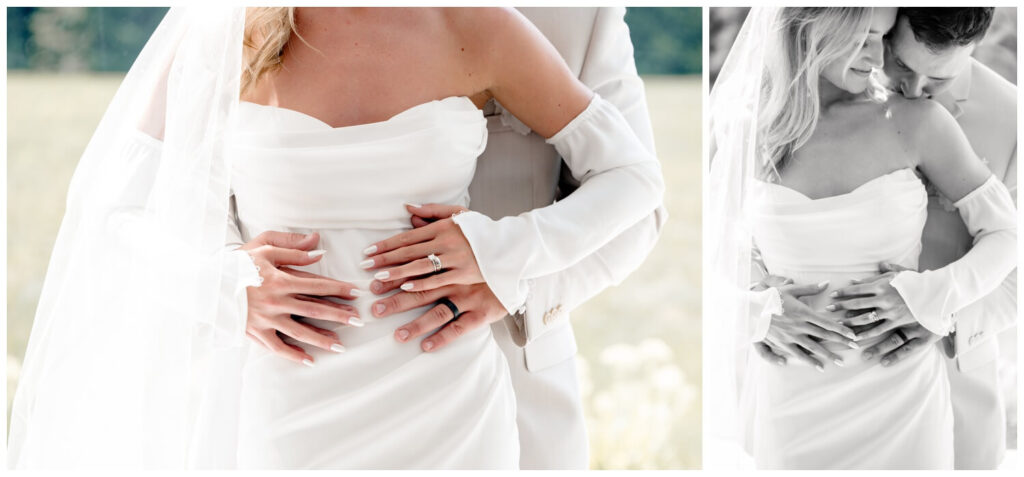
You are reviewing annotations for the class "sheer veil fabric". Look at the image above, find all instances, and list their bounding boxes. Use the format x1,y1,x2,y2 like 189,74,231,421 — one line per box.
8,8,259,468
705,7,774,468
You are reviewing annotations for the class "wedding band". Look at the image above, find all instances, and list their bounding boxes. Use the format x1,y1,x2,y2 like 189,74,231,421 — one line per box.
867,311,878,322
438,297,460,319
427,253,442,273
894,328,909,345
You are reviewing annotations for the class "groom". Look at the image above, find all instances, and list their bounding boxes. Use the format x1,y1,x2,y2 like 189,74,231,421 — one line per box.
365,7,664,469
861,7,1017,470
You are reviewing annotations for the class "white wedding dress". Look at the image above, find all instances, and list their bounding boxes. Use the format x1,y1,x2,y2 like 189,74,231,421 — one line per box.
226,96,518,469
747,167,954,469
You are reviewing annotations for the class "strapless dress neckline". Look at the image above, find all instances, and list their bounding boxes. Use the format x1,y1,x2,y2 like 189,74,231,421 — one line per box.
238,95,479,131
757,166,920,202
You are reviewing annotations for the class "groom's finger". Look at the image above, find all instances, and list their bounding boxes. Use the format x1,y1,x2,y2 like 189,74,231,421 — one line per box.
861,330,908,361
421,311,486,353
395,302,459,344
829,282,879,299
880,338,922,367
406,203,468,220
372,287,449,318
364,222,438,257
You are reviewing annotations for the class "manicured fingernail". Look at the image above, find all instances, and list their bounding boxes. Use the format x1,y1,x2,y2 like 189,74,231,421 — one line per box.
396,329,410,341
359,259,374,269
815,364,825,373
848,341,860,349
363,245,377,255
374,271,390,280
777,358,787,365
829,291,839,298
302,359,315,368
348,317,364,327
400,282,414,291
330,344,346,353
832,358,844,367
864,352,875,360
825,304,837,311
308,249,326,257
404,202,422,208
350,289,365,297
423,341,434,351
817,280,830,288
373,303,386,315
880,358,891,366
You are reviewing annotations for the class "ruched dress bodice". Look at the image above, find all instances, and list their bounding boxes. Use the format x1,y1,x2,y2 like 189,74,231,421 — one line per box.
225,97,518,469
752,167,928,351
746,167,953,469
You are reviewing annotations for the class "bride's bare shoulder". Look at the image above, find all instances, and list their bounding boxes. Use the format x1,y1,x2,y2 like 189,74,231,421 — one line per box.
883,94,960,146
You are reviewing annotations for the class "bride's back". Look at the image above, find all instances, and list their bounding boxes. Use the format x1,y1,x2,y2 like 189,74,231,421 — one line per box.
242,8,494,129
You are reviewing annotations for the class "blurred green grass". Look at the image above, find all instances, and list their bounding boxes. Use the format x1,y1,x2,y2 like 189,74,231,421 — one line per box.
6,72,701,469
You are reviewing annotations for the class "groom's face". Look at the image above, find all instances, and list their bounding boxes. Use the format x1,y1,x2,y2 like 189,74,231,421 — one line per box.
883,16,975,100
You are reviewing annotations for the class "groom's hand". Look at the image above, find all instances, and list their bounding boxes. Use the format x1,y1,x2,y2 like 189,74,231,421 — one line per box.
369,282,507,352
861,323,942,366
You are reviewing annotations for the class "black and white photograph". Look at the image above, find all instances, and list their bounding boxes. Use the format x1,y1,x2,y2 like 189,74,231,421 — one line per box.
706,6,1018,470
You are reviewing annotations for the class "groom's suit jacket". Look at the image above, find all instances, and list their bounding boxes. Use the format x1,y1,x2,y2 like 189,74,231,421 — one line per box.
469,7,664,469
922,57,1016,470
922,58,1017,373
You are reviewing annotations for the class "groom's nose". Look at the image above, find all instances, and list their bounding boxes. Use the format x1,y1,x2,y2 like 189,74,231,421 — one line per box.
900,75,927,99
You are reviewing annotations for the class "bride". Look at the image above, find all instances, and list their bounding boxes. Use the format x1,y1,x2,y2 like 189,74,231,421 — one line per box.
708,7,1015,470
8,7,663,469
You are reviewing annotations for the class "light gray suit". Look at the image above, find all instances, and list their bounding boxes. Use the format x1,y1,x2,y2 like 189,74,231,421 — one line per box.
921,58,1017,470
469,7,665,469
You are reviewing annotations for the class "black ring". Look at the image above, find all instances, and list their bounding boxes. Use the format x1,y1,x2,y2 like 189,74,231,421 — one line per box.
437,297,460,319
894,328,909,344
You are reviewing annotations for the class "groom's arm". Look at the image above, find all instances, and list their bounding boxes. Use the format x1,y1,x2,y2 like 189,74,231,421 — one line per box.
504,7,667,345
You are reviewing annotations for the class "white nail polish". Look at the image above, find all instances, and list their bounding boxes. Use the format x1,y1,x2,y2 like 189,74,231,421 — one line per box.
401,282,414,291
825,304,837,311
363,245,378,255
359,259,374,269
833,358,845,367
815,364,825,373
349,318,365,327
817,280,830,288
829,291,839,298
404,202,422,208
350,289,365,297
302,359,315,368
374,271,390,280
330,344,346,353
308,249,326,257
848,341,860,349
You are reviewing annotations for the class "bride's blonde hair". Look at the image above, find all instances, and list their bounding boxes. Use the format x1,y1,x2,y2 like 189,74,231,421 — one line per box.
241,7,309,94
758,7,882,179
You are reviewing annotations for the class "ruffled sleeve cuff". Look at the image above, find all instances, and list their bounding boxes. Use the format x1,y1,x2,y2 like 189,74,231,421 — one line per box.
748,287,782,342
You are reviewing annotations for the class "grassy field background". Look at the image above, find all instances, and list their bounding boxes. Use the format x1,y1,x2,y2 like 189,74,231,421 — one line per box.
6,72,702,469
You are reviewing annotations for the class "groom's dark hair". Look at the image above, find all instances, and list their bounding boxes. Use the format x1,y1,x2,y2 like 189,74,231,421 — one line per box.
898,8,994,52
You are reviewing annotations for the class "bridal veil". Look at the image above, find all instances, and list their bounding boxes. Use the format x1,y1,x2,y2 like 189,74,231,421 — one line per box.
8,8,257,468
705,7,784,467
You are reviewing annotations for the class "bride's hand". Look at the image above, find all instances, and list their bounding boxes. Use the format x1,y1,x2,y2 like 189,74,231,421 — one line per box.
240,231,362,366
764,282,859,371
361,203,483,292
828,261,915,341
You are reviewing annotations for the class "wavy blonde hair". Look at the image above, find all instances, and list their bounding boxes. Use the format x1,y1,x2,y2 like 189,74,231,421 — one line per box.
758,7,882,179
241,7,310,94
